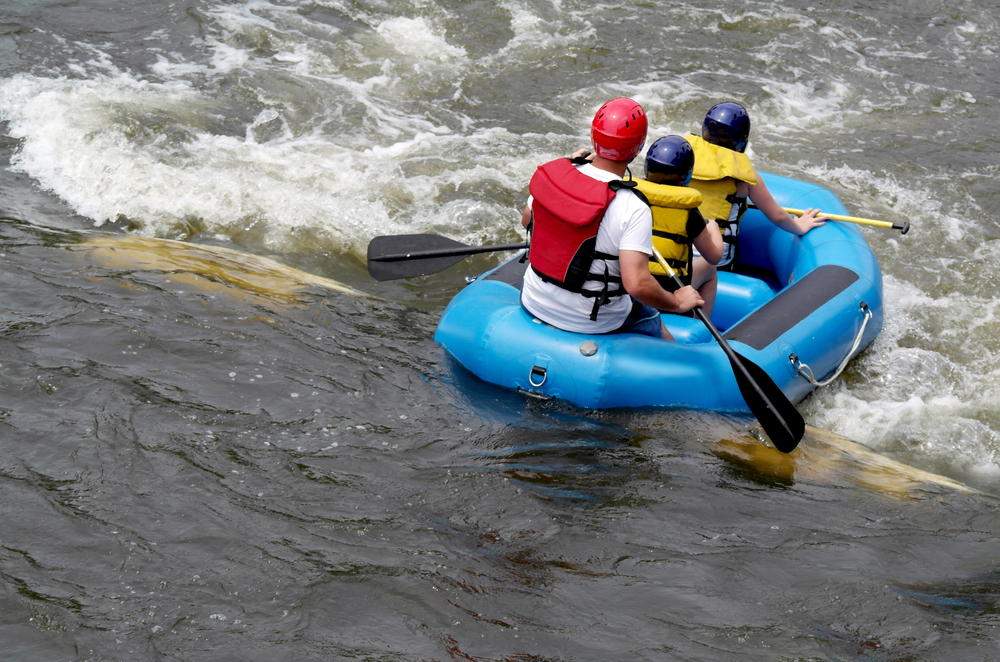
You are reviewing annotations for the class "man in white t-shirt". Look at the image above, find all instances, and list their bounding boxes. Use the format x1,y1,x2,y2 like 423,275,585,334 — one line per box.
519,98,703,340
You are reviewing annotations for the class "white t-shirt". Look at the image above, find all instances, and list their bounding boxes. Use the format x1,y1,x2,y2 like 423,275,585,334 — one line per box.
521,163,654,333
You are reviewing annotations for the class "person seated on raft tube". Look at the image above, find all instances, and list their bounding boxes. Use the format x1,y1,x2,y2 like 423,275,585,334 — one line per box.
685,101,828,270
518,98,703,341
630,135,724,320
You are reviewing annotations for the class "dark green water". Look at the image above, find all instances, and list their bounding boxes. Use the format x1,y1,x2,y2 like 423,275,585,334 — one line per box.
2,0,1000,659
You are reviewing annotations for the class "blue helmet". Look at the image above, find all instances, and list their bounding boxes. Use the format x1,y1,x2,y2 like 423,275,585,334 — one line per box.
702,102,751,153
644,135,694,186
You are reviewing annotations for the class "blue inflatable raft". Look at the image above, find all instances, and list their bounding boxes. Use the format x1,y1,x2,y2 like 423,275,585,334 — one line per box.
433,172,883,412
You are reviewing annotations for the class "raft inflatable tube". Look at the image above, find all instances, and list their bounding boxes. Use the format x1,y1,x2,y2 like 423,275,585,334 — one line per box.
433,172,883,411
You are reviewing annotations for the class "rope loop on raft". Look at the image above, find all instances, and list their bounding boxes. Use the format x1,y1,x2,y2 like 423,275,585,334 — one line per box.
789,302,872,387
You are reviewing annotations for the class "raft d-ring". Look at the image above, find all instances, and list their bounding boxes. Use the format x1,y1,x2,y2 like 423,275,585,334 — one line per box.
790,301,873,387
529,365,547,387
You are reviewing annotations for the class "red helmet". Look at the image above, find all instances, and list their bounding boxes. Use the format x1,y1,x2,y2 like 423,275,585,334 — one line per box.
590,98,647,162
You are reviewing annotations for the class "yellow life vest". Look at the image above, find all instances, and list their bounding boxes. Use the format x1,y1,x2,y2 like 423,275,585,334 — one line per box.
684,134,757,223
632,178,702,280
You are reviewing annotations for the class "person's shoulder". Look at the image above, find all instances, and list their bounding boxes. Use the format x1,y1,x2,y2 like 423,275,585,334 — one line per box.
622,184,651,207
611,186,651,221
578,162,618,183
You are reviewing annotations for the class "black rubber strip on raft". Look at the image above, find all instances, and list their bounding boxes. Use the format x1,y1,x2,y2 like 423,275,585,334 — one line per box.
722,264,859,351
484,253,529,287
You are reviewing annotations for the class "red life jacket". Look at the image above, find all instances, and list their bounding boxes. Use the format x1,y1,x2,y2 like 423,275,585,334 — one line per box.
527,159,639,318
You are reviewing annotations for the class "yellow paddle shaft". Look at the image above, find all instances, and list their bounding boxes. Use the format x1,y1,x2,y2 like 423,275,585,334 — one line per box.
651,247,677,278
784,207,909,234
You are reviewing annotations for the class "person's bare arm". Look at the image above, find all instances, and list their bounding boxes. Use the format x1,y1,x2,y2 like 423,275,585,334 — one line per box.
691,218,724,265
619,250,703,313
521,203,532,228
743,170,828,235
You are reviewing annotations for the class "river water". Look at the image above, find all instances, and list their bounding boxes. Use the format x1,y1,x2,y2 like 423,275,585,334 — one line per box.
2,0,999,660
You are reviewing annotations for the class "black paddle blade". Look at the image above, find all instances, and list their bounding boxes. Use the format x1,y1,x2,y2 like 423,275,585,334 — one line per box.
729,351,805,453
367,234,470,281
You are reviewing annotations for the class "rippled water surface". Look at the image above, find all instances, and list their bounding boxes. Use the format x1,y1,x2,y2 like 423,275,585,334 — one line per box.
2,0,1000,660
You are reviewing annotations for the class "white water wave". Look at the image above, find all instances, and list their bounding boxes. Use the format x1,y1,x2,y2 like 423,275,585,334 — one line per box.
806,271,1000,483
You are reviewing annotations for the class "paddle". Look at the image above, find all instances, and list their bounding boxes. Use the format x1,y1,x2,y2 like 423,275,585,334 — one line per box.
651,247,804,453
754,205,910,234
367,234,529,281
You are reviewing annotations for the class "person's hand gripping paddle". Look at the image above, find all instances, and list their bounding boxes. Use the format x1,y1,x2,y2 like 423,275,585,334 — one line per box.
651,247,804,453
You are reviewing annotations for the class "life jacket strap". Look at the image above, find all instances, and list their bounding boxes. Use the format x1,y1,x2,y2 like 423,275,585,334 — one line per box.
614,180,649,206
648,254,687,270
652,229,687,243
725,193,748,220
530,265,626,321
531,265,623,288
